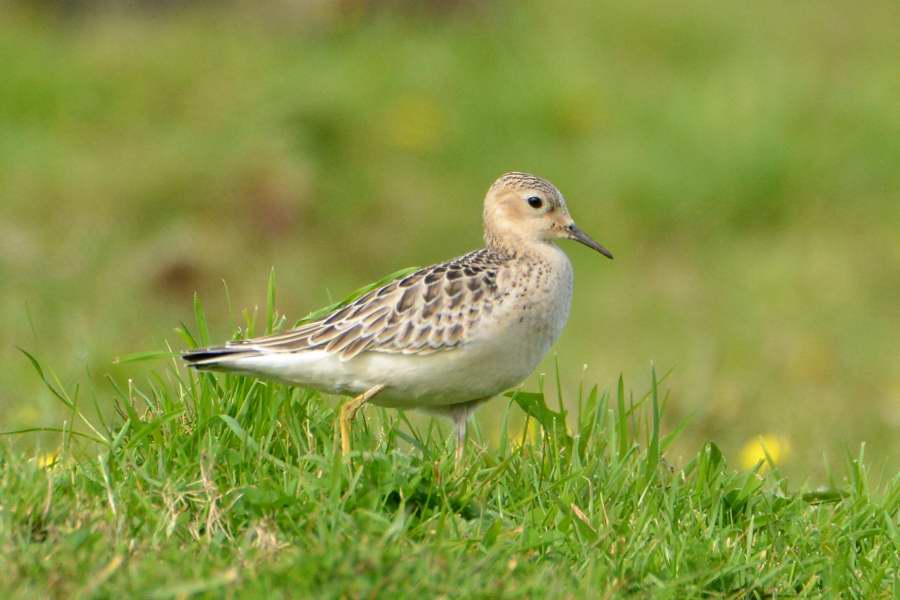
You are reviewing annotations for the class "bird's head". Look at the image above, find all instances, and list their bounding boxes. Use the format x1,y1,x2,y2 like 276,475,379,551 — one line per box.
483,171,613,259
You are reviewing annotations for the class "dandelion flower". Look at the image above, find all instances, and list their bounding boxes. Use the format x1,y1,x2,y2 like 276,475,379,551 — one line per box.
739,434,790,471
34,450,59,469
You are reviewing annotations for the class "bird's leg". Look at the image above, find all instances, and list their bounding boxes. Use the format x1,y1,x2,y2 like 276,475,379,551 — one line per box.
339,384,385,456
453,410,467,465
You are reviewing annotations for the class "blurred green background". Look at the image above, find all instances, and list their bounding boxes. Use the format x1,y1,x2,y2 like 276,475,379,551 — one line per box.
2,0,898,479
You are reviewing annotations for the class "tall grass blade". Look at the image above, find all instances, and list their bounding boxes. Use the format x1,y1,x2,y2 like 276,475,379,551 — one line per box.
644,365,661,484
294,266,420,326
193,293,210,346
616,374,628,460
266,267,277,334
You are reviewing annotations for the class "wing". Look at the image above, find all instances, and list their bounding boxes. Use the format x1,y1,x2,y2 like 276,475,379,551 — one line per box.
225,250,509,361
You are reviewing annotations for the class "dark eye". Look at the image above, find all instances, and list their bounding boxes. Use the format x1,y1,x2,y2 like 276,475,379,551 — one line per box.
527,196,543,209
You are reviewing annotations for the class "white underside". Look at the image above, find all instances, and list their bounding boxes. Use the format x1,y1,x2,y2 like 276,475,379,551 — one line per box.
227,342,531,408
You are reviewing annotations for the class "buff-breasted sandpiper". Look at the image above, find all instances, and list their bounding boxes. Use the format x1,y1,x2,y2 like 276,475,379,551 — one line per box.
182,172,613,461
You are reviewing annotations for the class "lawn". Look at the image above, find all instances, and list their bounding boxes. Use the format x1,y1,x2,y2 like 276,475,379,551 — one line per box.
3,329,898,596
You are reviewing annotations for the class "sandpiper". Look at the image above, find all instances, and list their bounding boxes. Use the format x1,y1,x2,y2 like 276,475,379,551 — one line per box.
182,172,613,461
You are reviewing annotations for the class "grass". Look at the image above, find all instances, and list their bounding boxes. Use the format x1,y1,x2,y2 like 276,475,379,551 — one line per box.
1,301,898,597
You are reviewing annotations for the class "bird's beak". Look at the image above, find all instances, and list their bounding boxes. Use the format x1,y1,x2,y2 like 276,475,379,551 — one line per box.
566,224,613,259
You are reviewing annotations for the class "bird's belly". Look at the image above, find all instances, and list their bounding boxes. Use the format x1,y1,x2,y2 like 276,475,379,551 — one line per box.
370,303,565,406
231,341,534,407
251,321,550,407
371,344,543,407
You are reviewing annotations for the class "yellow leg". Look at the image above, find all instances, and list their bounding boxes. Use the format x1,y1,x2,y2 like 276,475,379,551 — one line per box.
339,384,386,456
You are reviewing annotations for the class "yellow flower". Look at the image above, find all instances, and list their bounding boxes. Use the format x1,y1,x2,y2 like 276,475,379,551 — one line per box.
739,434,790,471
34,450,59,469
511,418,539,448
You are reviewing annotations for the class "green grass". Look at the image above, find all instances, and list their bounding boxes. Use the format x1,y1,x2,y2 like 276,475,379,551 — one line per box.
2,303,898,597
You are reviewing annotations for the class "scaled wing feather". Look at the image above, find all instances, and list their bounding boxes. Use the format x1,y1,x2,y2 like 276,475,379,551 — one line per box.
226,249,510,361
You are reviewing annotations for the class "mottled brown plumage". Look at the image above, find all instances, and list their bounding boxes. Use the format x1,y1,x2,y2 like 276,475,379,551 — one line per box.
222,248,515,361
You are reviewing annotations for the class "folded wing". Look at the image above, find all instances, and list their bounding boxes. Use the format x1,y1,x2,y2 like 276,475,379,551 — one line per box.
183,249,509,366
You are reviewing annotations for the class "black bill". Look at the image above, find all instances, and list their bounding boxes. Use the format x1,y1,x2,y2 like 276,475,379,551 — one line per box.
567,224,614,259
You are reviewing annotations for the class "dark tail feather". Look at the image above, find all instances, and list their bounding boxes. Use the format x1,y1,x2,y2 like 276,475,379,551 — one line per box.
181,346,259,369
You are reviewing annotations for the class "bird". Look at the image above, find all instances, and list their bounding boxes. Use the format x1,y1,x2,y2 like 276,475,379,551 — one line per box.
182,172,613,462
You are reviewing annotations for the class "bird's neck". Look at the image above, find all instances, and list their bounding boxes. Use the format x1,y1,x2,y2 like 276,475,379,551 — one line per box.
484,231,557,260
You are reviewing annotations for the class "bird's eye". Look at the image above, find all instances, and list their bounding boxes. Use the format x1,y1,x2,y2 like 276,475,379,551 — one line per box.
527,196,543,209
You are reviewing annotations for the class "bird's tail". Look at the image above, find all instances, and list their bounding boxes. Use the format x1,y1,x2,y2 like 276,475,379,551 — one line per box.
181,345,262,371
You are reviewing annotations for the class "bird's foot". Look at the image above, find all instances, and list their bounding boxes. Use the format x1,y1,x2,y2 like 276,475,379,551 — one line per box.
339,384,385,456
